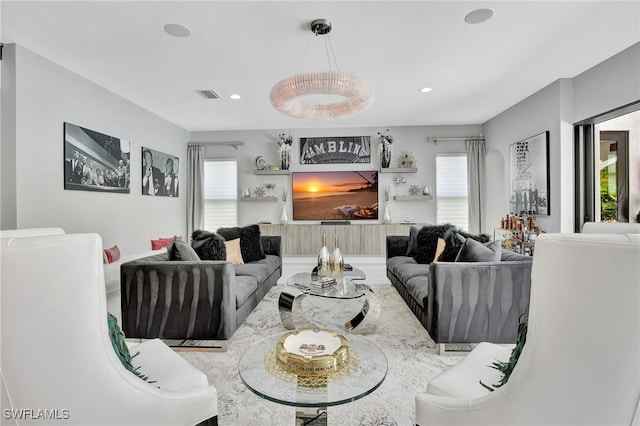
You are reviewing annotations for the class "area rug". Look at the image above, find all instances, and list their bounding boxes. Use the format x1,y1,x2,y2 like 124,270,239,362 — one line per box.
178,283,463,425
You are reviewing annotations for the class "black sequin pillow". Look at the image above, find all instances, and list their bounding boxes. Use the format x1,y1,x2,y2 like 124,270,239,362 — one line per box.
217,224,265,263
191,230,227,261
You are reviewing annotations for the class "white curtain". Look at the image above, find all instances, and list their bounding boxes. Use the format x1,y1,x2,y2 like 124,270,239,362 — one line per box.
186,144,204,240
466,137,486,234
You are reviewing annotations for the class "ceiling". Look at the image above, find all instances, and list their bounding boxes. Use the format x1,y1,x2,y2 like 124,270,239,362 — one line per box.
2,1,639,132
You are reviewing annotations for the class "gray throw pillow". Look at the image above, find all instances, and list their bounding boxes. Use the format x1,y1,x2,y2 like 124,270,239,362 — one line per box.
455,238,501,262
167,236,200,261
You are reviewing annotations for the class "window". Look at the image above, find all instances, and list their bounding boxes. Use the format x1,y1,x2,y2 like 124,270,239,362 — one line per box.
203,159,237,231
436,154,468,231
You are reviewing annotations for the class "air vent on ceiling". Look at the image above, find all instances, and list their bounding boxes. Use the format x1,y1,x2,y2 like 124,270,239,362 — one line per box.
197,89,221,99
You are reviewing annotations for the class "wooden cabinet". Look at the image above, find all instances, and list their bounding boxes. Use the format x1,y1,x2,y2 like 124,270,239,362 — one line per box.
259,223,424,256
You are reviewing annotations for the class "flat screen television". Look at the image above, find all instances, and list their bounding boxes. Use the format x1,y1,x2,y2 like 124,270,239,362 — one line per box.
292,171,379,221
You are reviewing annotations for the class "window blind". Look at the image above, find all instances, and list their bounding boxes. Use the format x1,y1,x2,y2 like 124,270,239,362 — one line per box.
436,154,469,231
204,160,237,230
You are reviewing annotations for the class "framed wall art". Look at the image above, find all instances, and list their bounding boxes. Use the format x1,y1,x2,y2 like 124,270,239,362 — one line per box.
142,147,179,197
63,122,130,193
509,131,550,215
299,136,371,164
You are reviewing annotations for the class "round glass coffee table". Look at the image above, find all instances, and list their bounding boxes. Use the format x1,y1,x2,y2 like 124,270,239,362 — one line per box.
238,331,387,423
279,267,380,333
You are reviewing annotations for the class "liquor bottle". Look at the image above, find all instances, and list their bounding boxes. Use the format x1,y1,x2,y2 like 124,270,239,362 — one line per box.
317,234,330,277
329,235,345,278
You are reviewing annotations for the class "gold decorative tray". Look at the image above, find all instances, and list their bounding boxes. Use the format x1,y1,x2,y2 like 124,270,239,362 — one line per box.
275,328,349,377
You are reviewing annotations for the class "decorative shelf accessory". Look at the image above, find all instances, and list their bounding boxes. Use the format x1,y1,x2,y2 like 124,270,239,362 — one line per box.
254,186,266,198
422,186,431,196
280,188,289,225
241,188,251,198
277,133,293,170
397,151,416,168
383,186,391,224
408,185,421,196
377,129,393,168
254,156,267,171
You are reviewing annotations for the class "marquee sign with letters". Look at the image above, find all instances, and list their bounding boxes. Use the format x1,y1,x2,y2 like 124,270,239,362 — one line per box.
299,136,371,164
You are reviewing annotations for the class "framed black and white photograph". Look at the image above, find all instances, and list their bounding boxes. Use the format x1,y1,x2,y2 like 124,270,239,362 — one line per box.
64,122,130,193
141,147,179,197
509,131,550,215
300,136,371,164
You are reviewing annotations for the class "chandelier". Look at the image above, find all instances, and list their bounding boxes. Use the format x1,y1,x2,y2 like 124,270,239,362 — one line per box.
270,19,374,120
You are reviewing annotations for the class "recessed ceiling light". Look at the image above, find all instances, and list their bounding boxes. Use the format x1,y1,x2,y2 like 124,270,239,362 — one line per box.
419,87,432,93
229,94,241,100
464,8,494,24
164,23,191,38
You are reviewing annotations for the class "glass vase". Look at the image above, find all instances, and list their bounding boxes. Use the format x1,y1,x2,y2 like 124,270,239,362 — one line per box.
280,203,289,225
329,235,345,278
317,234,330,278
383,203,391,224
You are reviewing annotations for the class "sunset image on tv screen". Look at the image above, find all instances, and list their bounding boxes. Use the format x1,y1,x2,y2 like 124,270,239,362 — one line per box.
292,171,379,221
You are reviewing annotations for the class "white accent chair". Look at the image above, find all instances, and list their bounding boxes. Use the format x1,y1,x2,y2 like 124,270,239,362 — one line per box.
582,220,640,234
415,232,640,425
1,229,218,426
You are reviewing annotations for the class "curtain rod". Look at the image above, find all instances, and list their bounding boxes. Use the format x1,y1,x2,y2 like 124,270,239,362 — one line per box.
428,135,484,144
188,141,244,149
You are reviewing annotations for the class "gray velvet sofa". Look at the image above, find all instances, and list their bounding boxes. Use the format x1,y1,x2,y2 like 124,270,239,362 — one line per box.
386,235,532,346
121,236,281,340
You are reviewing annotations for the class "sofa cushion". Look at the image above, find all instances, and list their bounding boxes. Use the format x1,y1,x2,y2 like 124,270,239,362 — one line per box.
405,275,430,308
455,238,502,262
440,230,492,262
388,256,431,284
191,230,226,261
217,224,265,263
167,237,200,261
235,275,258,307
414,224,456,264
224,238,244,264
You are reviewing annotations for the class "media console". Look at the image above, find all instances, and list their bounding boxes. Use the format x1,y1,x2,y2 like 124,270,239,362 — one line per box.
259,223,425,256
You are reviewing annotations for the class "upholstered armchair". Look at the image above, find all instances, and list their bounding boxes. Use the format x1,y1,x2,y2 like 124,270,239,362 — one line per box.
415,232,640,425
1,229,218,426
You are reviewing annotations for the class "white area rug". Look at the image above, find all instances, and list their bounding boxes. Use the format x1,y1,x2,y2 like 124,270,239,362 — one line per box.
178,283,463,425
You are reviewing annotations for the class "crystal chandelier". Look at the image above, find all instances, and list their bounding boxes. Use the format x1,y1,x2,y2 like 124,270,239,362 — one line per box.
270,19,374,120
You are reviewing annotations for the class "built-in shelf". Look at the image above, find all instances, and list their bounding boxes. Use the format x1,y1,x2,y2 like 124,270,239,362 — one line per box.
241,196,278,202
393,195,433,201
379,167,417,173
254,169,291,175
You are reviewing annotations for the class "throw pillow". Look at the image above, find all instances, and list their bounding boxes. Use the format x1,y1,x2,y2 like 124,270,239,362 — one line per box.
413,224,456,264
103,245,121,264
151,236,179,251
405,225,421,256
107,313,155,383
455,238,502,262
440,230,492,262
225,238,244,265
167,236,200,261
217,224,265,263
191,230,227,260
481,313,528,391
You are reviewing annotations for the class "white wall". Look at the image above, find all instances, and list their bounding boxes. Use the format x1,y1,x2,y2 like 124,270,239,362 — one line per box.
482,79,573,233
574,43,640,123
483,42,640,234
190,124,482,228
2,45,188,254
